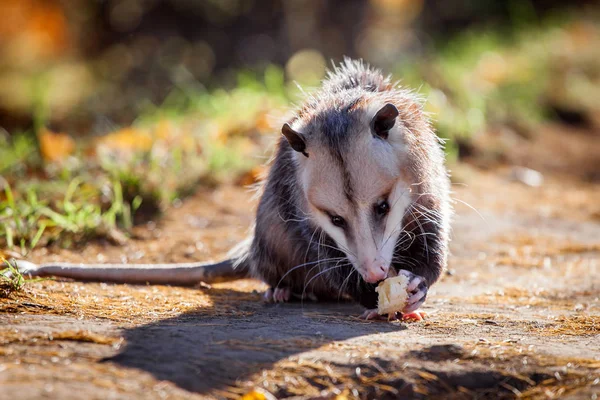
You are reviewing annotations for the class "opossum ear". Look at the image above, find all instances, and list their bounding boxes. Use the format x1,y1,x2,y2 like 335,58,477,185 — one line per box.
371,103,399,140
282,123,309,157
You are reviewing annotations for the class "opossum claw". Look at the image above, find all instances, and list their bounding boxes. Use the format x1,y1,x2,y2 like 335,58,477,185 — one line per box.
397,269,428,314
403,285,428,314
263,287,291,303
274,287,291,302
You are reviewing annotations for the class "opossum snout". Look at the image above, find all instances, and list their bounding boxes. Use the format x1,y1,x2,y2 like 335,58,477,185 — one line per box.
362,262,388,284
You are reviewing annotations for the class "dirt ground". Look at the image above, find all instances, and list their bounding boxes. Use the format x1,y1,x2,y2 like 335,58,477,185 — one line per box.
1,124,599,399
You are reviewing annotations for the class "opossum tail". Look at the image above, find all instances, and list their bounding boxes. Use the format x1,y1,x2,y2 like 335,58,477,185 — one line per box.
7,258,250,286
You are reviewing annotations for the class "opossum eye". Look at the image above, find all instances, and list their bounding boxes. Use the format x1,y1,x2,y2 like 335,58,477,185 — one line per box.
329,215,346,228
375,200,390,216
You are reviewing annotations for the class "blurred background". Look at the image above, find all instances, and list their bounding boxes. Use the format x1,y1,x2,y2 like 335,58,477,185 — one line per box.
1,0,599,249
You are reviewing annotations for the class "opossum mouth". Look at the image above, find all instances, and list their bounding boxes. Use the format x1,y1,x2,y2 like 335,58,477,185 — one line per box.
386,268,398,278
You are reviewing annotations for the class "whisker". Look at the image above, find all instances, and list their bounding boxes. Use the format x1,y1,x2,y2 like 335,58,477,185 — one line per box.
318,242,357,258
301,263,349,302
408,207,430,262
275,257,346,288
453,197,486,223
303,226,321,266
277,212,310,223
337,269,357,301
299,261,334,295
380,208,417,250
392,255,419,269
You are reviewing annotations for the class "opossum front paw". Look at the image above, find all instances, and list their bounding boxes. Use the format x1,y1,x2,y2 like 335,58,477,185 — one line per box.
397,269,428,314
263,287,291,303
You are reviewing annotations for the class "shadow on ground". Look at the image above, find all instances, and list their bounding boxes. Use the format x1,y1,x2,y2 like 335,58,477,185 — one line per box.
105,288,403,394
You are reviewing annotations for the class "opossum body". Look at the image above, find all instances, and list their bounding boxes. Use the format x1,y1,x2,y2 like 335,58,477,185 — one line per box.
10,59,451,318
248,59,451,314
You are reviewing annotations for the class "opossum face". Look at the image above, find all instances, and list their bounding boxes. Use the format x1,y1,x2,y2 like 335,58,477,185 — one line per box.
284,103,413,283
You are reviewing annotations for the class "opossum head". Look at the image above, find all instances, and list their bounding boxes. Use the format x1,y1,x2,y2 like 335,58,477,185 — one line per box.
282,101,415,284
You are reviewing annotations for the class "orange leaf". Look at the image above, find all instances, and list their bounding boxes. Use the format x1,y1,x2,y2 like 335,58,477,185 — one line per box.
96,128,153,152
38,128,75,162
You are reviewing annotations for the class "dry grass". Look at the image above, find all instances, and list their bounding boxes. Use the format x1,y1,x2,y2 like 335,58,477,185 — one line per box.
463,287,598,312
467,341,600,399
475,233,600,271
493,234,600,254
224,338,600,400
0,329,122,346
535,315,600,337
467,340,600,368
209,318,600,399
0,279,264,324
0,258,25,298
240,358,414,399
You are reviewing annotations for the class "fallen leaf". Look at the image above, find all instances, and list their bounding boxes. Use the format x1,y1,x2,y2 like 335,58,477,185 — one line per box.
96,128,153,152
38,128,75,162
242,388,277,400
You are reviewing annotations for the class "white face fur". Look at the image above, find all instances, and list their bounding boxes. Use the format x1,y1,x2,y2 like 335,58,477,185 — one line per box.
294,106,413,283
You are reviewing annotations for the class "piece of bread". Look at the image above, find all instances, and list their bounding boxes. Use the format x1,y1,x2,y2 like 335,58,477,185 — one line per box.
376,274,410,315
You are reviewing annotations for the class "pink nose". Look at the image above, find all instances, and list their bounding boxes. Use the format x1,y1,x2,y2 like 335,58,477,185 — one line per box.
363,265,388,283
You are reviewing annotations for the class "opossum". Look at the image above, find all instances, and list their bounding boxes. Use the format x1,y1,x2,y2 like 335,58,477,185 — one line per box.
9,59,451,319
